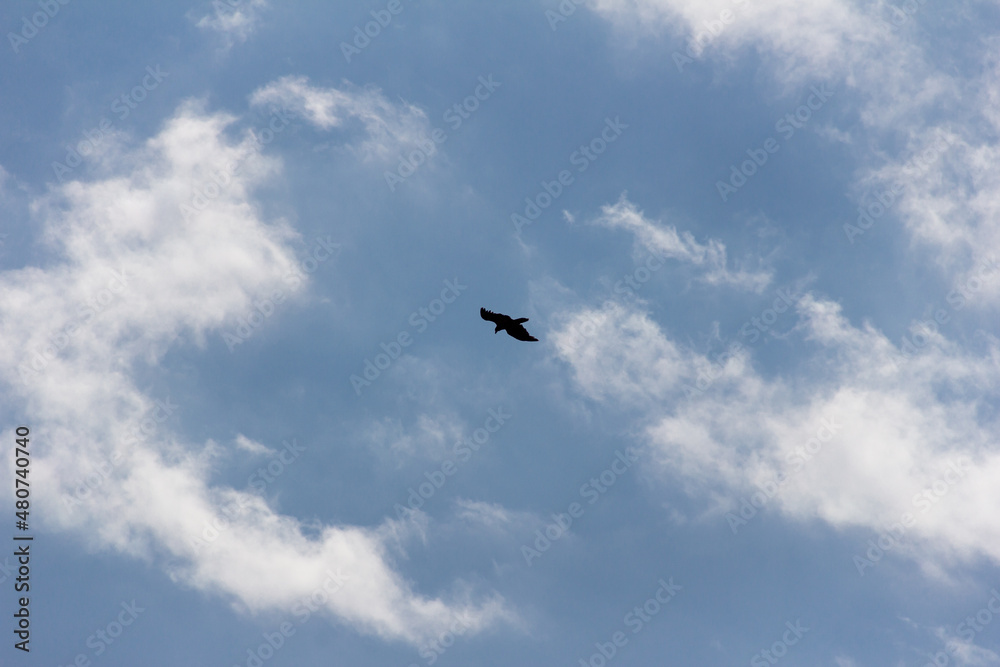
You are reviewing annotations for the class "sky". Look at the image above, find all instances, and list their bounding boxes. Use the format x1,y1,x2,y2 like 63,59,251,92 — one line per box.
1,0,1000,665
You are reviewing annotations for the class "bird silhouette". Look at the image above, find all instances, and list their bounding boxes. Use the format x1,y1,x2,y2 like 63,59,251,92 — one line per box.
480,308,538,341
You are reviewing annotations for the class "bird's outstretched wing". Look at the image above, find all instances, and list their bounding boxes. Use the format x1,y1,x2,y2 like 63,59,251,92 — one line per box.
507,322,538,341
480,308,508,325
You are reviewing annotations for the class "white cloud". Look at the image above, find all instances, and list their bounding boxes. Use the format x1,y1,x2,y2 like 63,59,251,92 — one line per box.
592,195,772,292
234,434,272,456
931,627,1000,667
589,0,918,87
250,76,431,161
551,294,1000,571
0,99,509,646
588,1,1000,305
863,106,1000,301
550,301,694,406
364,412,465,465
194,0,268,49
453,500,513,531
451,499,540,536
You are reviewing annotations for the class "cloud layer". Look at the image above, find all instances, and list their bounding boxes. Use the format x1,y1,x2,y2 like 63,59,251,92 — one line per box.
0,96,507,646
551,288,1000,572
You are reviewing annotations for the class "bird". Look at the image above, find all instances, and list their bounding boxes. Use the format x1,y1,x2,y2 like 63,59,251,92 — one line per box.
480,308,538,341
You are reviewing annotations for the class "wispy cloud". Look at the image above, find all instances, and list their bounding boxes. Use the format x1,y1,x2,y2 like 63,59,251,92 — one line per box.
930,627,1000,667
233,434,273,456
193,0,269,51
452,499,537,535
591,194,772,292
364,412,465,464
250,76,431,161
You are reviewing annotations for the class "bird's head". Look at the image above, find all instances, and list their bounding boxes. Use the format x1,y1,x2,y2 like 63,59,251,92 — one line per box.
494,326,500,334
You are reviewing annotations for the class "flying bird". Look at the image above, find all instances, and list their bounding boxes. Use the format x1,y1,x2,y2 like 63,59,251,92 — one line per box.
480,308,538,341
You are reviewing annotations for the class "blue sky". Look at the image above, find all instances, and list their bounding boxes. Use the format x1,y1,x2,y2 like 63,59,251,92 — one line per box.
2,0,1000,665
